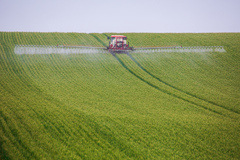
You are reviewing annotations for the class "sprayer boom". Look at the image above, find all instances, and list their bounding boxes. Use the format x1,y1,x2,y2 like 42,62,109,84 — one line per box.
14,35,226,55
133,46,225,53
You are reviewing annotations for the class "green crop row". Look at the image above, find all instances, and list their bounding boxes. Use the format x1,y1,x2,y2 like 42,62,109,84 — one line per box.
0,32,239,159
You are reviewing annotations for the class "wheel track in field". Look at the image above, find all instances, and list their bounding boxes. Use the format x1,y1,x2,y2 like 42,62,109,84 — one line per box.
112,53,226,117
126,53,239,115
90,34,107,47
89,34,237,115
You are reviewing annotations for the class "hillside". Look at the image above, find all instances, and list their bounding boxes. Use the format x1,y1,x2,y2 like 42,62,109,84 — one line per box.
0,32,240,159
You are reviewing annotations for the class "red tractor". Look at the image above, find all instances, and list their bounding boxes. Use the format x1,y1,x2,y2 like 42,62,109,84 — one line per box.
107,35,134,53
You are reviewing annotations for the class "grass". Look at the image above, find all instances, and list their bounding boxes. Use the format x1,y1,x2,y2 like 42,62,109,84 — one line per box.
0,32,240,159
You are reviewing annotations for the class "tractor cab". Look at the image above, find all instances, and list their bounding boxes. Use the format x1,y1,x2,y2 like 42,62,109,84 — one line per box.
108,35,129,48
107,35,133,53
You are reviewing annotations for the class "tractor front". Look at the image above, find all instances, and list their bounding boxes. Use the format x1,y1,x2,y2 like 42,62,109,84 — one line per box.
107,35,134,53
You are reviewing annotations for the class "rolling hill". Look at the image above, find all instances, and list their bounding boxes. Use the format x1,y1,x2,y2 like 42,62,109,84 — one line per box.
0,32,239,159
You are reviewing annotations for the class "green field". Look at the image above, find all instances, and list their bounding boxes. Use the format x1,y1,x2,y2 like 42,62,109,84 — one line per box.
0,32,240,159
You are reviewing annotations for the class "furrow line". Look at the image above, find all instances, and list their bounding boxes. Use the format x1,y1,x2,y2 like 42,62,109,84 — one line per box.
127,53,239,115
114,53,226,117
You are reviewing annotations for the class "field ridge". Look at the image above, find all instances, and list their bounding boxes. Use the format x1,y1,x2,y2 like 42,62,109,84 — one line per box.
0,32,239,159
127,53,239,115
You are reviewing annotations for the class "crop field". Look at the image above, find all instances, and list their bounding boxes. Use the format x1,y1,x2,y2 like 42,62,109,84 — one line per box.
0,32,240,159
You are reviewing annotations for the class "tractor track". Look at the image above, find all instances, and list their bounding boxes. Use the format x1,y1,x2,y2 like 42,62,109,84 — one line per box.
112,52,226,117
90,34,107,47
126,53,239,115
